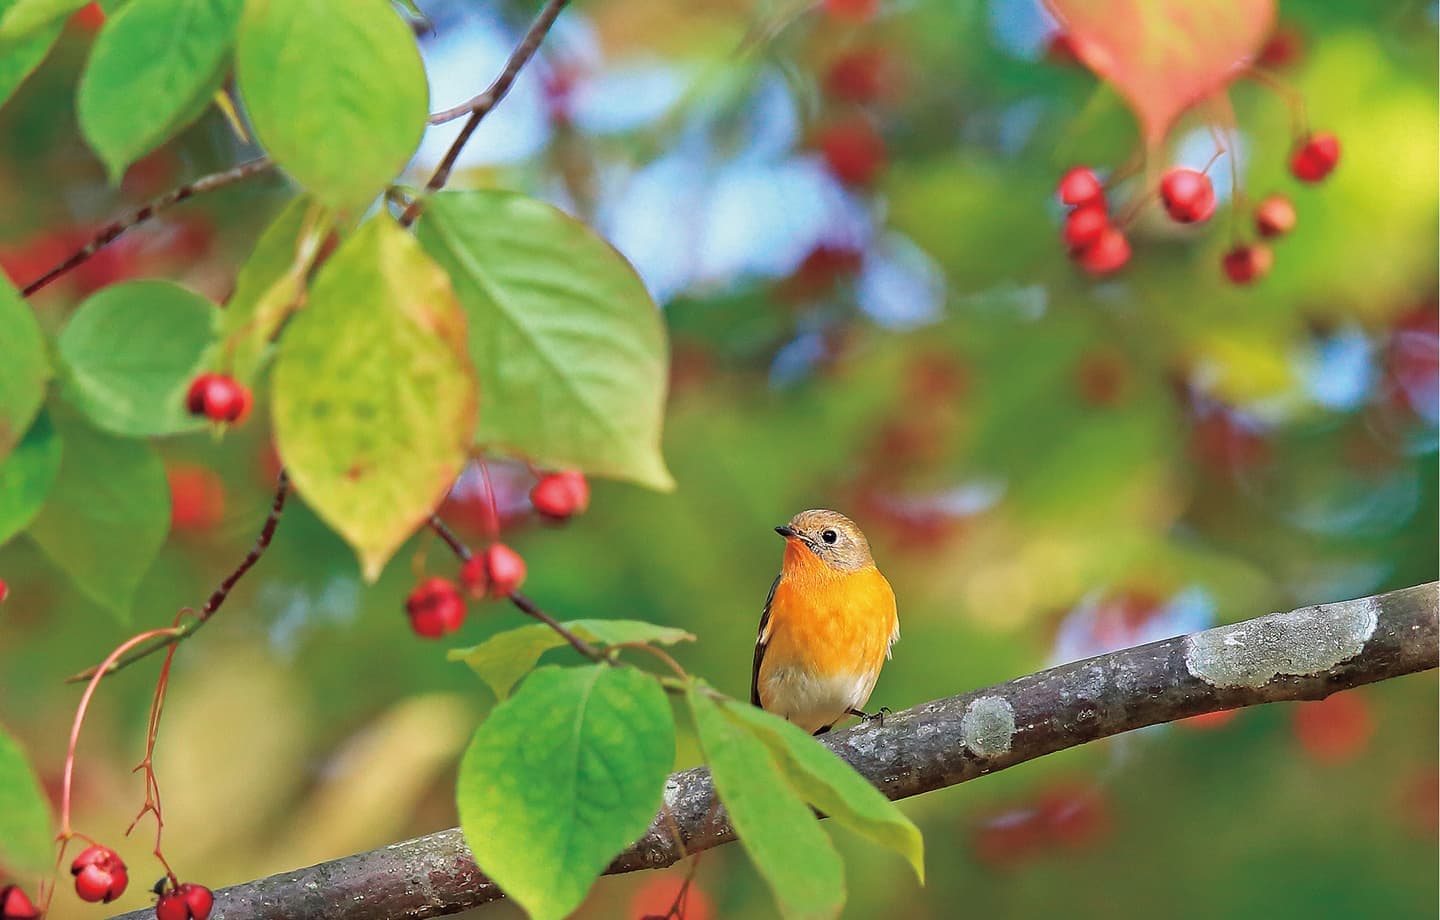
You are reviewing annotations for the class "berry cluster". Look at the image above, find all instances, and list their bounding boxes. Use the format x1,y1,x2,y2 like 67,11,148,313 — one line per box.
1057,167,1130,276
1057,131,1339,283
404,471,589,639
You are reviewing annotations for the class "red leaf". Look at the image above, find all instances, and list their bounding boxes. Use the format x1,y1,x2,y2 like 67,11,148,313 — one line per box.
1043,0,1275,148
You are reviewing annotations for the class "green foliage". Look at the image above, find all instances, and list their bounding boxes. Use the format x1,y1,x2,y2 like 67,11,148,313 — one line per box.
271,215,475,581
0,410,61,547
0,724,51,875
218,196,332,385
236,0,427,211
0,276,49,460
417,190,674,491
56,280,215,437
26,407,169,621
449,619,695,699
76,0,244,180
457,664,675,920
0,0,60,109
688,685,846,920
726,702,925,881
0,0,86,38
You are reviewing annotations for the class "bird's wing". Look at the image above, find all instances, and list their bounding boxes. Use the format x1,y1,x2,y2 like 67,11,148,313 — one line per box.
751,573,781,707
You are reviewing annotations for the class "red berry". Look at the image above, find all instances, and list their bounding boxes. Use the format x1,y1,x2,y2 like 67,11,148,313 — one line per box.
460,543,527,599
0,886,39,920
405,577,466,638
1222,244,1273,284
821,0,878,23
1075,227,1131,275
530,471,590,521
1057,166,1104,208
1257,24,1303,69
1046,32,1080,65
0,578,7,603
1254,194,1297,237
1159,168,1216,224
69,2,106,30
155,883,214,920
185,374,251,423
167,465,226,532
1290,132,1340,183
1293,691,1374,764
817,116,886,186
824,48,890,104
1062,203,1109,250
71,844,128,903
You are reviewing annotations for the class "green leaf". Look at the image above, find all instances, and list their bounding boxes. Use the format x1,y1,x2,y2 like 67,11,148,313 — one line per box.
0,410,62,547
271,215,475,581
449,619,696,700
236,0,427,211
0,0,60,109
0,276,49,461
688,686,845,920
218,196,332,384
722,699,924,883
457,664,675,920
0,0,86,38
76,0,244,181
27,407,169,621
57,280,216,437
0,724,52,875
416,190,674,491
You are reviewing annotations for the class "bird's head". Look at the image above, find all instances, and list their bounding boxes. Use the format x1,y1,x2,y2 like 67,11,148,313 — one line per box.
775,509,874,572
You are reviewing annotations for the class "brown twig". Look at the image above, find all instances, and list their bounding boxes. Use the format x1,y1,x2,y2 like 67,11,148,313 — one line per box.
68,471,291,683
108,582,1439,920
400,0,572,227
19,158,274,298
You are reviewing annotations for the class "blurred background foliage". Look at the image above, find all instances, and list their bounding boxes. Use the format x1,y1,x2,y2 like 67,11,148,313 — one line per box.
0,0,1436,917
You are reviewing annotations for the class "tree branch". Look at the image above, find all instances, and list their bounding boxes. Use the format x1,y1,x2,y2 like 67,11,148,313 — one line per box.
19,158,275,298
107,581,1438,920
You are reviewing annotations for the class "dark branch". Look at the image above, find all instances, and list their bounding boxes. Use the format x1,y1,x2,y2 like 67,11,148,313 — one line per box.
109,582,1439,920
399,0,571,227
20,158,274,298
70,471,291,683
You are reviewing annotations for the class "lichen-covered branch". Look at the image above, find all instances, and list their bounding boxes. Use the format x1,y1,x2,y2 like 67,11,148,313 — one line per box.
109,582,1438,920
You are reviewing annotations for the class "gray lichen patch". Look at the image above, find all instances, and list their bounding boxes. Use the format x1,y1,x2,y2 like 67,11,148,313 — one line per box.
1184,597,1379,688
961,695,1015,757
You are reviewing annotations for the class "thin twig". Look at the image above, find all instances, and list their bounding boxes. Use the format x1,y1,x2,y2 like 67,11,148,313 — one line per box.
400,0,572,227
67,470,291,683
427,515,473,562
509,591,605,663
20,158,274,298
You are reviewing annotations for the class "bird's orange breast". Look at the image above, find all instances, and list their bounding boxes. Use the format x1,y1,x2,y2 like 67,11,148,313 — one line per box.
763,544,897,679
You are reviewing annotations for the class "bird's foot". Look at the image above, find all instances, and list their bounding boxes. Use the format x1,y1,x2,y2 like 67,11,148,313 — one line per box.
849,706,891,728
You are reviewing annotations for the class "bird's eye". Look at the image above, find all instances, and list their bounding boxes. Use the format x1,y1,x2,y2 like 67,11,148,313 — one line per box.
821,529,838,544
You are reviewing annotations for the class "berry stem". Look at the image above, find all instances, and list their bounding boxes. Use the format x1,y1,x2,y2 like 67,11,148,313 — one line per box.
427,514,473,562
1243,66,1310,139
125,632,183,889
477,460,501,541
509,591,606,662
60,628,182,837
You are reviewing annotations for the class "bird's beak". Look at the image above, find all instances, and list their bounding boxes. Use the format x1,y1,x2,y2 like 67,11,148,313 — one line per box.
774,525,799,539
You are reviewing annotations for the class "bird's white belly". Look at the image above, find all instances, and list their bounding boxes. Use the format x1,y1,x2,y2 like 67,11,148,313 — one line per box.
761,666,875,734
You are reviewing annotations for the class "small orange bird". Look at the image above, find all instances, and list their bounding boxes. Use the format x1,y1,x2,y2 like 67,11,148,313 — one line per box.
752,509,899,735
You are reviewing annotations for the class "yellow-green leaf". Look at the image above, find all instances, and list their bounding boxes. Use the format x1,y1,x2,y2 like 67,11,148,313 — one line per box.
0,275,48,459
457,665,675,920
271,215,476,581
448,619,695,699
723,699,924,883
0,724,52,875
236,0,427,211
219,196,332,384
416,189,674,491
688,686,845,920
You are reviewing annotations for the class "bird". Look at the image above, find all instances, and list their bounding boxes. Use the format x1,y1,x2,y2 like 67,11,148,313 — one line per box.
752,509,899,735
